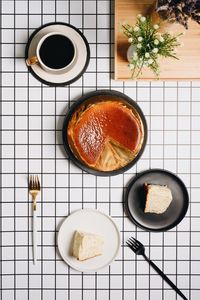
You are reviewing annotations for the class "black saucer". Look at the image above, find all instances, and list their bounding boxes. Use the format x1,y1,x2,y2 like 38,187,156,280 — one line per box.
125,169,189,231
25,22,90,86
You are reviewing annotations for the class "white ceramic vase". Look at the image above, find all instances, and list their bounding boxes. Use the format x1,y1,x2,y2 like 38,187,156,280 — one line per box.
127,44,136,63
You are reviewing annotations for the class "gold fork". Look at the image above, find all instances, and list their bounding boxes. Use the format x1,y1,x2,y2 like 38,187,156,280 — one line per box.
29,175,40,264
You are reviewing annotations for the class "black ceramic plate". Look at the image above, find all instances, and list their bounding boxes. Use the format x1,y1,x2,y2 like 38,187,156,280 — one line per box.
125,169,189,231
62,90,147,176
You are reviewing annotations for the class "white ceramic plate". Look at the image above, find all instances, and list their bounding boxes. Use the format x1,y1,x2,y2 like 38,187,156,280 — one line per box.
26,22,90,86
57,209,121,272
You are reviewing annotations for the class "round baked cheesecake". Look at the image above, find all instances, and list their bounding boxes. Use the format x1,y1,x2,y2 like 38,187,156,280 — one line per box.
67,98,144,172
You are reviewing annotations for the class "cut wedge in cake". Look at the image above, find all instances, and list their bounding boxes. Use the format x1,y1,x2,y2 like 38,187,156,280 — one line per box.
67,99,144,171
72,231,104,261
144,184,173,214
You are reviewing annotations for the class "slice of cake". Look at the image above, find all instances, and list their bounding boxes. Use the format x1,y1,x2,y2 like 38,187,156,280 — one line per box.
72,231,104,261
144,184,173,214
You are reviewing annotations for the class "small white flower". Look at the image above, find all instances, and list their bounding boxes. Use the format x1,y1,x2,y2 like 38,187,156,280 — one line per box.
129,64,135,70
148,59,153,65
133,52,138,58
137,14,142,18
140,16,146,22
133,55,138,61
159,36,164,42
145,52,150,58
154,39,159,45
137,43,142,49
153,24,159,30
138,36,143,42
152,48,158,53
134,26,139,32
128,37,133,43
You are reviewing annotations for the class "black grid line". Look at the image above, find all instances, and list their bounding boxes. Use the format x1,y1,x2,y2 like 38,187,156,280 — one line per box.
54,2,57,299
40,1,43,298
149,81,152,300
67,100,70,300
189,82,192,300
27,1,30,298
13,1,16,299
1,0,200,299
0,0,3,297
176,81,178,300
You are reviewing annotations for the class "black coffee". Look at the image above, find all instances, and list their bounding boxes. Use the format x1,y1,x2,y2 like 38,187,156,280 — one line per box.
39,34,75,69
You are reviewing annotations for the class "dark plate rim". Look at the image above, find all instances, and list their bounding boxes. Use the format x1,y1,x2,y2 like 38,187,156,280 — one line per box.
125,168,189,231
25,22,90,87
62,89,148,176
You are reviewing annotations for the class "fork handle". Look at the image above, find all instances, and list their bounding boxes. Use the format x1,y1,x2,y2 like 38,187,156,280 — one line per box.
33,210,37,264
143,254,188,300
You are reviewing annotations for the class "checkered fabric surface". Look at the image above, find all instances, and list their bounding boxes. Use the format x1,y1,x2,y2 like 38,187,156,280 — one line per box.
1,1,200,299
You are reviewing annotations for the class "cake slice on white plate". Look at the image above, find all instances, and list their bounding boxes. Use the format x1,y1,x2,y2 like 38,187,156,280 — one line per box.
72,230,104,261
144,184,173,214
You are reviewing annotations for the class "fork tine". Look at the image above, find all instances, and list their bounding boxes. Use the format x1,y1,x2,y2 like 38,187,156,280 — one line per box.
36,175,40,190
29,175,33,190
127,237,141,252
126,241,137,252
33,175,36,189
29,175,41,191
126,240,133,248
126,239,137,250
132,237,143,247
126,241,132,248
129,237,139,247
34,175,37,189
126,240,132,246
130,237,141,247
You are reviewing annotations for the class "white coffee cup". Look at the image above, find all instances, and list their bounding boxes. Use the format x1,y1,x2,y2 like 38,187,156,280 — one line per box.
26,32,76,75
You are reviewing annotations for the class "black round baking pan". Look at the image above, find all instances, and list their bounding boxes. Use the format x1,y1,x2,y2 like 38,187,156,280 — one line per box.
62,89,148,176
125,169,189,231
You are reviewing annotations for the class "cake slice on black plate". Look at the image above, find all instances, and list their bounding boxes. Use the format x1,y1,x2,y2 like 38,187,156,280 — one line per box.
144,184,173,214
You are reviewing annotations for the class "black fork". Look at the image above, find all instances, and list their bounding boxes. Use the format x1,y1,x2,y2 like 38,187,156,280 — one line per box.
127,237,188,300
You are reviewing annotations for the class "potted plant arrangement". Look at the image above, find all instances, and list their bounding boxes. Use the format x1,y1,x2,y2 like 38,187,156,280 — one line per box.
121,15,182,79
152,0,200,29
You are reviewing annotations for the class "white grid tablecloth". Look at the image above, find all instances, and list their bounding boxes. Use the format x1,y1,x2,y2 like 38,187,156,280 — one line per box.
1,0,200,299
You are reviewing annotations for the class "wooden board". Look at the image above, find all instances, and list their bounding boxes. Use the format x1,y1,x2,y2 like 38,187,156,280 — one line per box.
115,0,200,80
